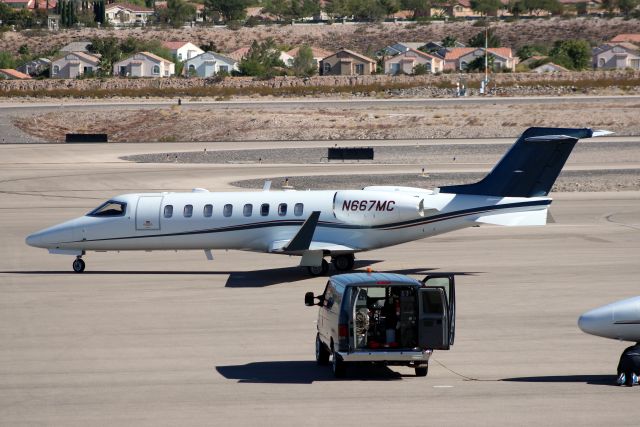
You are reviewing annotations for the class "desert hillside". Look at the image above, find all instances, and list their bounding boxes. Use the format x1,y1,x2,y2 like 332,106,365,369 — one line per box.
1,17,637,56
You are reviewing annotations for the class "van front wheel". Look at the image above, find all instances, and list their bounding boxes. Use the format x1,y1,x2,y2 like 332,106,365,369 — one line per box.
332,349,346,378
415,365,428,377
316,334,330,365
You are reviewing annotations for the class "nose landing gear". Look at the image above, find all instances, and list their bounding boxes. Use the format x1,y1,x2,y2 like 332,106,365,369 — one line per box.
72,257,85,273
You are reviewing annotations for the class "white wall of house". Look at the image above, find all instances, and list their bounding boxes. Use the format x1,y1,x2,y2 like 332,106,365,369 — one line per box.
593,46,640,70
50,53,99,79
172,43,205,62
106,6,153,26
183,52,238,77
113,53,175,77
384,51,442,74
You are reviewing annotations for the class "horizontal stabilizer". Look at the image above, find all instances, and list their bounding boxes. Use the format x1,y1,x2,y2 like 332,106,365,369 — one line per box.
475,208,548,226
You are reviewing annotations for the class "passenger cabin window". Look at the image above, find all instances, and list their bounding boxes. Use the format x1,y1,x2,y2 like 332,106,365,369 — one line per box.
294,203,303,216
203,204,213,217
243,204,253,217
260,203,269,216
88,201,127,217
164,205,173,218
184,204,193,218
278,203,287,216
223,204,233,217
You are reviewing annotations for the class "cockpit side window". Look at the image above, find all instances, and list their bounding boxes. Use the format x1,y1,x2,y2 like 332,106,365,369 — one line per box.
87,200,127,217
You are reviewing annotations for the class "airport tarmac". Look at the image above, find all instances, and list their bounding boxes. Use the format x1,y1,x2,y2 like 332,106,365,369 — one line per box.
1,141,639,426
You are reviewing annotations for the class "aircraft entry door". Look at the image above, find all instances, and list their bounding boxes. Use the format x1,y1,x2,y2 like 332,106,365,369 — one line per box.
136,196,162,230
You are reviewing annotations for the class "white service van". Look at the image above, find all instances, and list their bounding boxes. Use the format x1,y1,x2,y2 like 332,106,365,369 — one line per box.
305,272,455,378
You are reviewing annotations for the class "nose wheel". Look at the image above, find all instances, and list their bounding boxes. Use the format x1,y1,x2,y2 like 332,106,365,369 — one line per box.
72,257,85,273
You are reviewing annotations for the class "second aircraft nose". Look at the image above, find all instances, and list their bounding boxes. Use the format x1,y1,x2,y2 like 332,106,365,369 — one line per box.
25,232,43,248
578,306,613,338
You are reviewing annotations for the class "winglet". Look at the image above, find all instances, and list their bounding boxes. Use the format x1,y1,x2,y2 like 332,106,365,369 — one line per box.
283,211,321,252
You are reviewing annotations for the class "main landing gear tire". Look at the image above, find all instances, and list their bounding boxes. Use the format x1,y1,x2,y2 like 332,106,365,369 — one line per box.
332,254,355,272
307,259,329,276
415,365,428,377
72,258,85,273
332,348,346,378
316,334,330,366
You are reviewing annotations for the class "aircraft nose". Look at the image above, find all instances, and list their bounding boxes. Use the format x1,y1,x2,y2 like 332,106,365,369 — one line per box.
578,306,613,338
25,231,44,248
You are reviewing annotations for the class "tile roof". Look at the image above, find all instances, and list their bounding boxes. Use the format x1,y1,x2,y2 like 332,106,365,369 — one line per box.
105,3,153,12
445,47,513,60
0,69,32,79
611,34,640,43
227,47,251,61
72,51,101,64
532,62,570,72
285,46,334,59
162,41,190,50
330,49,376,64
138,51,173,64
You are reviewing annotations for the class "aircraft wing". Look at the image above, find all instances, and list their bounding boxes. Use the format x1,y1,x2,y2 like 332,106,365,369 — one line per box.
269,211,357,254
269,240,357,254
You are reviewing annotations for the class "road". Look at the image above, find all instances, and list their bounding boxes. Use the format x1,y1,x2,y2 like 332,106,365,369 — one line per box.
0,140,639,426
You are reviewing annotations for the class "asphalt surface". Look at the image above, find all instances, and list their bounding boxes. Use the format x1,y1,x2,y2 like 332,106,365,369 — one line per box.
1,140,639,426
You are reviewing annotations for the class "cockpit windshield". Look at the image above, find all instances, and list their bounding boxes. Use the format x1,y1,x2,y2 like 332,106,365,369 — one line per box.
87,200,127,217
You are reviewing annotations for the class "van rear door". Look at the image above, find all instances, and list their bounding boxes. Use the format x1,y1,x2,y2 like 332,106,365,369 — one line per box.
418,274,456,350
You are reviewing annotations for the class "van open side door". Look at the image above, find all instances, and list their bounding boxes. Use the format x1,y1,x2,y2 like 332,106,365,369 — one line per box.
418,274,456,350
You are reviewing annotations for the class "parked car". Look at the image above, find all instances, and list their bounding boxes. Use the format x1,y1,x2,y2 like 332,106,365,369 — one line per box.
305,272,455,378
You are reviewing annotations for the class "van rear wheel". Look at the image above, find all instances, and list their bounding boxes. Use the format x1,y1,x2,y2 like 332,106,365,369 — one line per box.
332,349,346,378
316,334,329,365
415,365,428,377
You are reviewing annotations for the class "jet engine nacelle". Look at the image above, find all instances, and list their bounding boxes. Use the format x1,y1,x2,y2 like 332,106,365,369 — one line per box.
333,190,425,226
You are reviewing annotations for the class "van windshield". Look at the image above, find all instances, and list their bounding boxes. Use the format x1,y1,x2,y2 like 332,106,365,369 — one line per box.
87,200,127,217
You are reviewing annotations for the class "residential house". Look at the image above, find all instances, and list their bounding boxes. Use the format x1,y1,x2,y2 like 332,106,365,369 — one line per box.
0,69,32,80
559,0,603,14
431,0,483,18
105,3,155,26
113,52,175,77
162,41,204,62
611,34,640,44
444,47,517,72
16,58,51,77
50,52,100,78
384,49,444,74
320,49,376,76
285,46,334,71
183,52,238,77
59,41,91,53
592,43,640,70
531,62,570,73
1,0,56,8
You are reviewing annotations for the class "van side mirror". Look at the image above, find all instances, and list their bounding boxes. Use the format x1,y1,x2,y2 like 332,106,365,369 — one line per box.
304,292,315,306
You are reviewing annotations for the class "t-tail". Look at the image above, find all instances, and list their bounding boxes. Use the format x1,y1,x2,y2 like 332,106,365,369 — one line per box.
440,127,612,198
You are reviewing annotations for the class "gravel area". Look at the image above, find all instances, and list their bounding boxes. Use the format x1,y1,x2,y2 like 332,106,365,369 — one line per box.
121,140,640,166
12,100,640,143
231,169,640,193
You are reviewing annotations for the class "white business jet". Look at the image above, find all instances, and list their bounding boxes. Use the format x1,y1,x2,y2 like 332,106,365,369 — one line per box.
26,127,610,275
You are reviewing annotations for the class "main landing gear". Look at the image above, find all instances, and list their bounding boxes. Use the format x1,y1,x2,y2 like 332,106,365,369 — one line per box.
306,254,356,277
72,257,85,273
